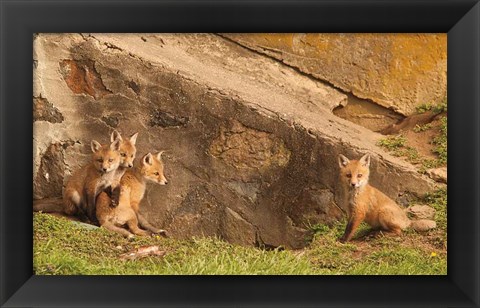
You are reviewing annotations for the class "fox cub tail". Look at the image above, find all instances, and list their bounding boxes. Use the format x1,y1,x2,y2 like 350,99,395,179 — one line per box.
33,197,64,213
409,219,437,232
405,205,437,232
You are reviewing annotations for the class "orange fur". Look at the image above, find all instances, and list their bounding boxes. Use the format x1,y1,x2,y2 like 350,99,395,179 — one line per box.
107,130,139,207
62,139,122,222
337,153,434,242
96,152,168,238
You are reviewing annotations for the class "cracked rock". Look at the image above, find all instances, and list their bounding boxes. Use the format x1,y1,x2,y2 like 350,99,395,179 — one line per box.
149,109,189,128
33,96,64,123
59,59,112,99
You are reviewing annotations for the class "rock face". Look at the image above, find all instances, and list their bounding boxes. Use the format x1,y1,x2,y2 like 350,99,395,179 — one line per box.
209,120,291,171
222,33,447,116
33,96,64,123
33,33,438,249
407,205,436,220
426,167,447,184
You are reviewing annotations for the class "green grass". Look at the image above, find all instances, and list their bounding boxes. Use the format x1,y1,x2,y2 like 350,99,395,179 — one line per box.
304,208,447,275
377,134,407,151
378,117,447,172
377,135,424,165
432,116,447,165
413,123,432,133
423,187,448,232
34,213,315,275
379,100,447,173
415,100,447,114
418,158,443,174
34,204,447,275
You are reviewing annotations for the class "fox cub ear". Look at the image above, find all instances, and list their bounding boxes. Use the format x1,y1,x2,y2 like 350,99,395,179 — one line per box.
91,140,102,153
338,154,350,168
110,138,121,151
359,153,371,167
143,153,153,166
129,132,139,145
156,151,165,161
111,130,123,142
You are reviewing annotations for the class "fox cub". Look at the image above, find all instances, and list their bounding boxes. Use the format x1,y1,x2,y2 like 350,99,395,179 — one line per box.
33,130,138,223
106,130,138,208
112,130,138,170
337,153,436,242
62,139,122,222
96,152,168,238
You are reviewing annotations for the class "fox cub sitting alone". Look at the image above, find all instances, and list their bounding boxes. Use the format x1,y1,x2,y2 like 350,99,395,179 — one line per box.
96,152,168,238
337,153,436,242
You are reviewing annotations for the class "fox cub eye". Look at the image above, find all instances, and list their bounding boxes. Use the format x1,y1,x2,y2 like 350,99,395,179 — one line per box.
108,158,114,162
357,174,363,178
97,159,103,163
154,172,160,176
346,173,352,178
121,153,126,157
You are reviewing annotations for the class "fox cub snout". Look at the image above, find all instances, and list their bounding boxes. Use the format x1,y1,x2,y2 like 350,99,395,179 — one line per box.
337,153,436,242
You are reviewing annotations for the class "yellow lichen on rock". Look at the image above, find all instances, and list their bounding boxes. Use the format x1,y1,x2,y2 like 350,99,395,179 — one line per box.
224,33,447,116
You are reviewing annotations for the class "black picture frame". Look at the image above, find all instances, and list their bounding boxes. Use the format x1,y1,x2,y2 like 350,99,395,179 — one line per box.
1,0,479,307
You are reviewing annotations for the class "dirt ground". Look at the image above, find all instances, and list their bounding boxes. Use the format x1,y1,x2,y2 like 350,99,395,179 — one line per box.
402,116,444,160
334,99,445,164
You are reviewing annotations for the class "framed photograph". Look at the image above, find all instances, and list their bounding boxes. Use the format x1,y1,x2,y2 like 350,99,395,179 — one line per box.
1,0,479,307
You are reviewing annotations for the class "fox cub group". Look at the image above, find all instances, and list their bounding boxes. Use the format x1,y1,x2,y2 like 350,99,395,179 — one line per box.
34,129,436,242
337,153,436,242
34,130,167,239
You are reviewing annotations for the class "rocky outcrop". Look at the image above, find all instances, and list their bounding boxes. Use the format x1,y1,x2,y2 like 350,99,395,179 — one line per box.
222,33,447,116
426,167,447,184
407,205,436,220
33,33,438,248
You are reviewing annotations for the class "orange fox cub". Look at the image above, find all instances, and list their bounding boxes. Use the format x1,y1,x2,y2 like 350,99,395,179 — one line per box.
96,152,168,238
33,131,138,220
112,130,138,169
62,139,122,222
337,153,436,242
107,130,138,207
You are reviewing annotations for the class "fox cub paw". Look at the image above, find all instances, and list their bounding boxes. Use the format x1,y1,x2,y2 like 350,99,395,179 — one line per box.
105,186,120,208
110,199,119,208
